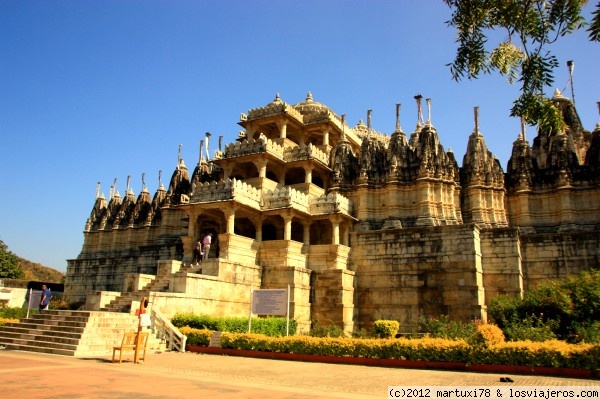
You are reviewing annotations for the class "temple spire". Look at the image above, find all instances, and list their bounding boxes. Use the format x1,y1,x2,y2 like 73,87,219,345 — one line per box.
520,117,527,141
199,139,204,162
395,103,403,132
426,98,432,126
414,94,424,128
177,144,183,169
205,132,211,161
474,106,480,136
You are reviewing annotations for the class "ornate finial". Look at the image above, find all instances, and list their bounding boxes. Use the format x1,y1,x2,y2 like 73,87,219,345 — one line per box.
474,106,480,136
158,170,163,188
367,109,372,138
520,117,526,141
306,91,313,102
341,114,346,140
126,175,131,193
205,132,211,161
414,94,424,128
109,185,114,199
112,178,117,199
178,144,183,168
395,103,402,132
142,173,146,189
199,139,205,162
273,93,281,104
95,182,101,199
219,135,223,152
567,60,575,106
426,98,432,126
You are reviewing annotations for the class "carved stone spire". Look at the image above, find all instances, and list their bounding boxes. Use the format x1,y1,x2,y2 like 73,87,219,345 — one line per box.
426,98,432,126
395,103,403,133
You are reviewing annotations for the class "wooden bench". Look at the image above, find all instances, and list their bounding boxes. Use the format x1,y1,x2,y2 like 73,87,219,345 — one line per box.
112,331,149,363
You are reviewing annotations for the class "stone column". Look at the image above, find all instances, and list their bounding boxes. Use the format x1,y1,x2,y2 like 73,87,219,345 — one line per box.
255,159,268,178
223,208,236,234
304,166,313,184
278,121,287,139
303,222,311,246
332,220,340,245
283,215,292,240
323,128,329,146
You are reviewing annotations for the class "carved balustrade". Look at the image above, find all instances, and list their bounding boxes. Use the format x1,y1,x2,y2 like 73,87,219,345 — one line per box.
262,187,309,213
214,137,284,160
190,178,261,208
283,143,329,166
309,192,353,215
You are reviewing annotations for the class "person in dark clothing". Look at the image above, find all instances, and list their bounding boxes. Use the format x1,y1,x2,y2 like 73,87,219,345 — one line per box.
39,284,51,312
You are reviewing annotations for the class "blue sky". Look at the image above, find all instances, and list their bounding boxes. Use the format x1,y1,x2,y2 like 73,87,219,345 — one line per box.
1,1,598,273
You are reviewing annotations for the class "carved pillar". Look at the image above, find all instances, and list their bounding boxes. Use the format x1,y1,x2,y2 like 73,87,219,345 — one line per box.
342,223,349,246
332,220,340,245
283,214,292,240
223,208,236,234
255,159,268,178
323,129,329,146
256,223,262,242
222,165,232,180
304,166,313,184
277,121,287,139
303,222,311,246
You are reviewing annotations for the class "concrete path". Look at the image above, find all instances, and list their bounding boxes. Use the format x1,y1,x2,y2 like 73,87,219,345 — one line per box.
1,348,598,398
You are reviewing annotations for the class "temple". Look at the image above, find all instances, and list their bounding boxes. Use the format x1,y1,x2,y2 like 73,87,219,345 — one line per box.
66,91,600,333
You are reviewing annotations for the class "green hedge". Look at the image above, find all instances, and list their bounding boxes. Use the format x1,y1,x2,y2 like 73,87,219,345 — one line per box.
179,327,600,369
171,313,296,337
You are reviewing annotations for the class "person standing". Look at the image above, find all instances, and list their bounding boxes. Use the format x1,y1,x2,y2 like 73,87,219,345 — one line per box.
202,233,212,260
193,238,203,265
39,284,51,312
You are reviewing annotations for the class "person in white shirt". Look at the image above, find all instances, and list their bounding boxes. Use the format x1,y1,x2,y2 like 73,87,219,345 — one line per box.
202,234,212,260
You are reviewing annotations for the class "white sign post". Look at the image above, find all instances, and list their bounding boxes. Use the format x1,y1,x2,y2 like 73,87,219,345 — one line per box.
248,285,291,336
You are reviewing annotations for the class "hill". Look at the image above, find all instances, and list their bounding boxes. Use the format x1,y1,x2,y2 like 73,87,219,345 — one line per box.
18,258,64,283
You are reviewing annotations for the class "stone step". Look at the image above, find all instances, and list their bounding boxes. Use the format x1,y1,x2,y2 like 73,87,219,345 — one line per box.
2,336,78,351
3,342,76,356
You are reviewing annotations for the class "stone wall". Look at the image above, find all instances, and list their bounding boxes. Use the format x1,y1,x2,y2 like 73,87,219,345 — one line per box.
351,224,487,332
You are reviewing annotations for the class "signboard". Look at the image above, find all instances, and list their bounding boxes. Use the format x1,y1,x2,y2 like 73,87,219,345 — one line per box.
251,289,288,316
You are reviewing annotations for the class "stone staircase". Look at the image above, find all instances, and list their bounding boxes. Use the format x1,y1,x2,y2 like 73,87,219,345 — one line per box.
0,310,164,357
102,262,202,313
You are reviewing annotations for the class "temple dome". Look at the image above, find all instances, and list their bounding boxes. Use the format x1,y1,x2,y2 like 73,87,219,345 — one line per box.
293,92,335,117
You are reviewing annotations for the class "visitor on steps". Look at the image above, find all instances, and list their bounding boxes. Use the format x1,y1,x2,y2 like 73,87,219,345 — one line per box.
39,284,51,312
193,238,203,265
203,233,212,260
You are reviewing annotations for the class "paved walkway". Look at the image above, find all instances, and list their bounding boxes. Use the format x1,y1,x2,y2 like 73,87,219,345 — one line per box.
1,348,598,398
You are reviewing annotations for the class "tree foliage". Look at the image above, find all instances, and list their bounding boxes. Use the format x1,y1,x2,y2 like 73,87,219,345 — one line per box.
488,270,600,342
0,240,24,279
445,0,600,131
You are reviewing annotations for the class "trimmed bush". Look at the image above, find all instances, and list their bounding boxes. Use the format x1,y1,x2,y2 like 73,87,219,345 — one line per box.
373,320,399,338
211,332,599,369
171,313,296,337
418,315,477,340
0,307,27,320
179,327,212,346
469,323,505,347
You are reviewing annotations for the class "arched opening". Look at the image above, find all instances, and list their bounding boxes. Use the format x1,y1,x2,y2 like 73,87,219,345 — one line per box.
285,167,305,186
234,217,256,239
262,216,283,241
310,220,332,245
291,218,304,242
230,162,259,181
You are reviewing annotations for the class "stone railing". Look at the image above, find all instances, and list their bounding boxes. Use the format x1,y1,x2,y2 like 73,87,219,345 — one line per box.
283,143,329,165
262,187,309,213
215,137,285,161
310,192,353,215
246,102,303,123
191,178,261,208
150,307,187,352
